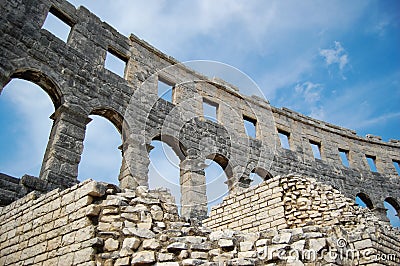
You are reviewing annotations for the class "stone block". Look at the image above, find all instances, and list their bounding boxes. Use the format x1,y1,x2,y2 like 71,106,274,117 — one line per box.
131,251,155,265
218,239,234,248
143,239,161,250
238,251,257,258
272,232,291,244
167,242,188,252
191,251,208,259
115,257,130,266
182,259,207,265
123,227,156,239
158,252,175,262
122,237,141,250
156,263,180,266
239,241,254,252
104,238,119,251
308,238,326,253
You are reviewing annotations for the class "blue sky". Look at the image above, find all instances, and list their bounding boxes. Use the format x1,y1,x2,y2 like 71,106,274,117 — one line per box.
0,0,399,223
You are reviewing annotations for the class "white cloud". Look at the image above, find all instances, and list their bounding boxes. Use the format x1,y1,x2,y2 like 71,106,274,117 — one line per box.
294,81,323,104
319,41,349,71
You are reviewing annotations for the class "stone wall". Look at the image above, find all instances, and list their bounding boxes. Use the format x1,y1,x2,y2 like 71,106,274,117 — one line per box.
203,174,392,233
0,180,104,265
1,178,399,265
0,0,399,220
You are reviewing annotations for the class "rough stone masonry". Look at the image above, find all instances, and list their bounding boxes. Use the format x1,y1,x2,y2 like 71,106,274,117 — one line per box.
0,0,399,265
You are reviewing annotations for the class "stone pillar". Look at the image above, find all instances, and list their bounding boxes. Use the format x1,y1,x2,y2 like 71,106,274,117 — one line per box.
39,105,91,189
117,144,133,189
119,137,151,189
180,158,208,221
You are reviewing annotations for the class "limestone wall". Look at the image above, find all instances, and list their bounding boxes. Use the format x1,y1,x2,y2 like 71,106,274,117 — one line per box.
203,175,374,232
0,0,399,220
1,178,399,265
0,180,107,265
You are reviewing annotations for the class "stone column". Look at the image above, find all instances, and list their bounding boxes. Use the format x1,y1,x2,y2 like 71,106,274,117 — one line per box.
39,105,91,189
119,137,151,189
180,157,208,221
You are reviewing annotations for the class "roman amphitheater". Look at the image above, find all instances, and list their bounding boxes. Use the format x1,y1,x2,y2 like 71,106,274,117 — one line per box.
0,0,399,265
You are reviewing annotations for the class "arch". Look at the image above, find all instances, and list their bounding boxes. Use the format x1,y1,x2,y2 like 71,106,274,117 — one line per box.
151,134,187,161
204,153,233,211
204,158,229,213
249,167,273,187
0,79,54,177
384,197,400,228
206,153,233,180
355,193,374,209
91,107,124,134
385,197,400,213
252,167,273,180
6,69,63,108
78,114,123,185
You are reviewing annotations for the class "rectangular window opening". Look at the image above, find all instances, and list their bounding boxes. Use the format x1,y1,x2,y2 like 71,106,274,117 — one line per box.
338,149,350,167
243,116,257,138
203,99,218,123
158,78,174,102
278,129,290,149
41,7,73,43
393,160,400,175
366,155,377,172
310,140,321,160
105,48,127,78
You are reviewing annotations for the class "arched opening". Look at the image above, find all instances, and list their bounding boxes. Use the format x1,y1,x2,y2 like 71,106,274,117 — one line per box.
250,167,273,187
0,78,56,177
384,197,400,228
355,193,374,209
205,154,232,213
78,114,122,185
148,136,184,210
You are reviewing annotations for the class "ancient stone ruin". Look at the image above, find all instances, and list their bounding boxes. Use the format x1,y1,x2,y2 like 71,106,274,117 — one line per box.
0,0,399,265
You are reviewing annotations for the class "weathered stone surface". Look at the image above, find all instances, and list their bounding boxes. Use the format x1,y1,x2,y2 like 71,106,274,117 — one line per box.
182,259,207,265
309,238,326,252
123,228,156,239
122,237,141,250
155,263,180,266
115,257,130,266
239,241,254,252
0,1,399,266
167,242,189,252
104,238,119,251
272,232,291,244
143,239,161,250
158,253,175,262
131,251,155,265
218,239,234,248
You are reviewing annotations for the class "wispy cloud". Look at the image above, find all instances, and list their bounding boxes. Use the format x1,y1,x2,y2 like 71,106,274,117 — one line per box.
291,81,325,120
354,112,400,128
319,41,349,74
294,81,323,104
